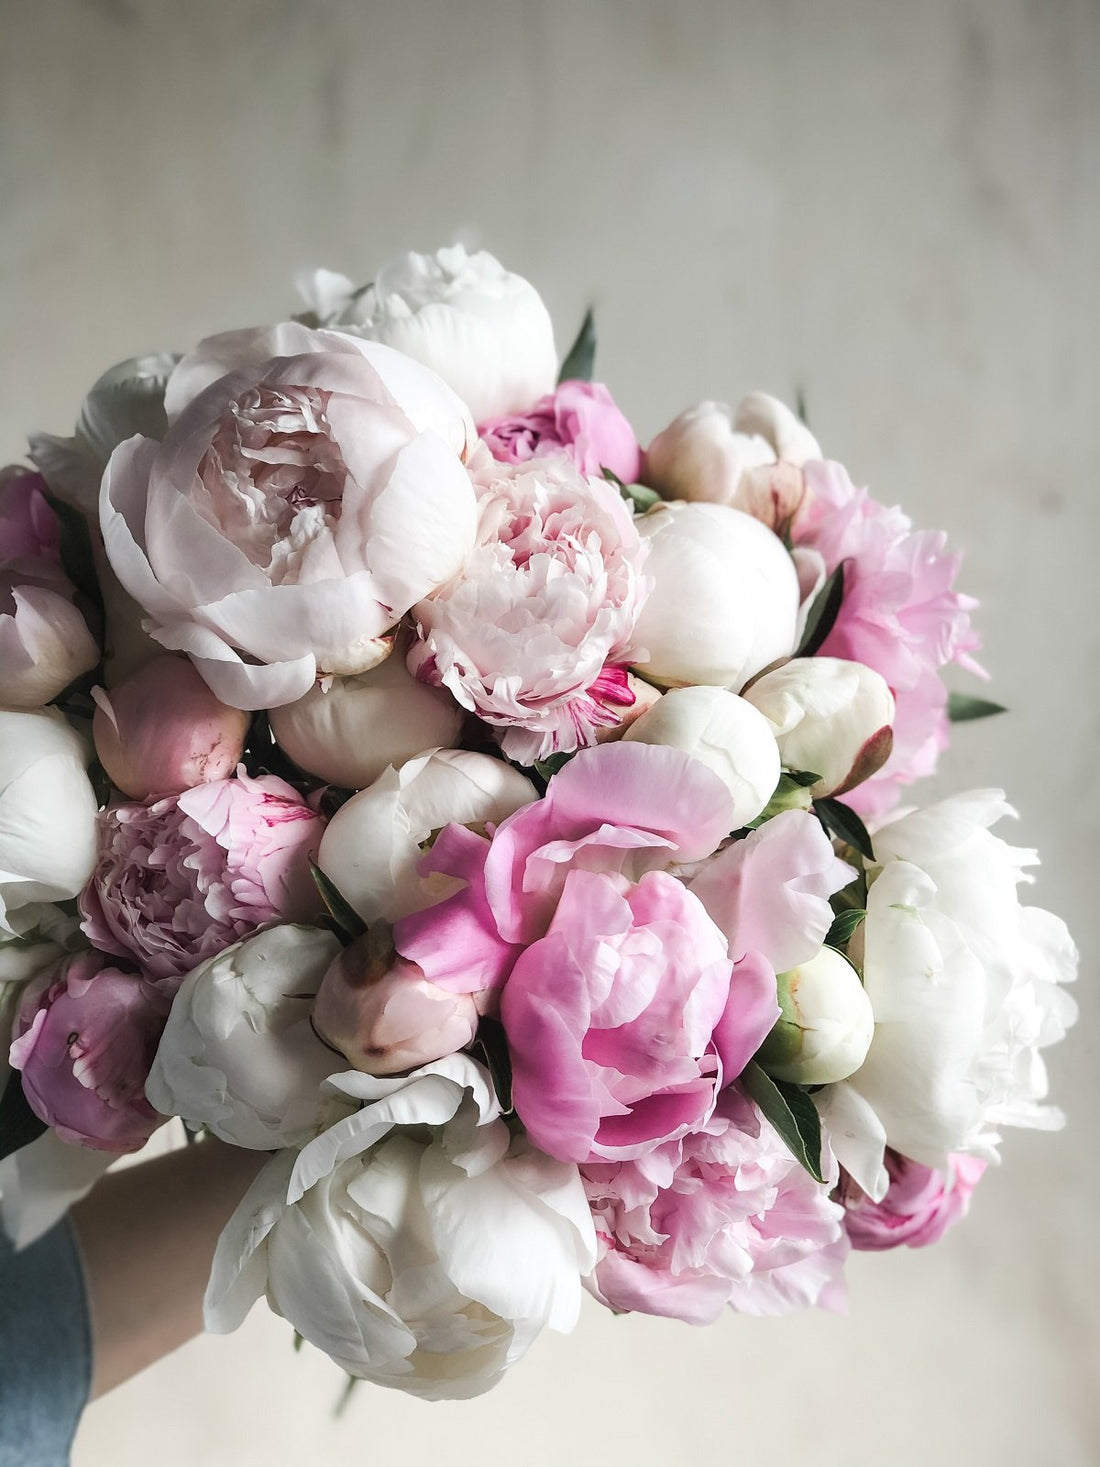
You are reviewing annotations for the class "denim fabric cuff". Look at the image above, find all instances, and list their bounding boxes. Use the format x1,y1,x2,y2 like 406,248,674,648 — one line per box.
0,1214,92,1467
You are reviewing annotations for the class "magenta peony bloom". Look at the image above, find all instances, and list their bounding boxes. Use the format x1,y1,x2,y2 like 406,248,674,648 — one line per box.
583,1087,848,1323
408,447,649,763
9,951,173,1151
793,460,982,820
80,769,322,979
479,379,641,484
500,868,771,1163
842,1151,986,1251
394,744,779,1162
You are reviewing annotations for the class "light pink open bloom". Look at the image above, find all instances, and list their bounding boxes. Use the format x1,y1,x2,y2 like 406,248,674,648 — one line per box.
9,951,173,1152
479,379,641,484
793,460,982,820
408,447,649,763
583,1087,848,1323
80,769,322,980
393,744,780,1163
99,323,478,710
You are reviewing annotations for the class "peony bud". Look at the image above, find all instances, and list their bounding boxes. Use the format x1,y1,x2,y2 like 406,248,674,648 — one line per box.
756,945,874,1085
312,928,479,1076
269,652,463,790
643,401,776,506
92,654,250,800
742,657,895,797
627,502,801,691
732,392,821,465
642,394,819,536
622,686,780,828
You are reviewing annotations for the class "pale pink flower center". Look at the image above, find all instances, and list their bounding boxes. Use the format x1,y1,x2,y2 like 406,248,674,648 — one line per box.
197,385,346,582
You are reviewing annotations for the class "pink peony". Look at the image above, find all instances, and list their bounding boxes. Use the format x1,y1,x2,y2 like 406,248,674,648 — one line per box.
394,744,779,1162
79,769,322,979
408,447,649,763
500,869,773,1163
583,1087,848,1323
92,654,250,799
793,460,982,820
842,1151,986,1251
0,468,99,708
688,809,854,974
311,931,479,1076
479,379,641,484
9,951,173,1151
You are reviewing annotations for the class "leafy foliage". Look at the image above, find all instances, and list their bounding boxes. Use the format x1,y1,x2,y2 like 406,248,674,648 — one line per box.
740,1061,825,1184
557,308,596,383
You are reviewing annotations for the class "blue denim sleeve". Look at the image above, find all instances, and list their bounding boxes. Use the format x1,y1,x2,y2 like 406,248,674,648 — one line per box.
0,1216,92,1467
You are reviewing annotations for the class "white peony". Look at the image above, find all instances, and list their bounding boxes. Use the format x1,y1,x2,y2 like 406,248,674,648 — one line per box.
145,925,351,1150
318,749,537,925
626,502,800,691
757,945,874,1085
816,790,1078,1200
328,245,558,423
622,685,780,828
743,656,895,797
205,1054,597,1399
643,393,820,530
269,651,464,790
0,709,98,934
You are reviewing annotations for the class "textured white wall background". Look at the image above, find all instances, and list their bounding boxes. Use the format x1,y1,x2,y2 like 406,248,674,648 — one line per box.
1,1,1096,1462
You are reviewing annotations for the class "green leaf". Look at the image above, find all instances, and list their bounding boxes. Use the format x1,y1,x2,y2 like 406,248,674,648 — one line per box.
334,1374,360,1418
472,1016,514,1113
292,1330,304,1353
308,859,367,944
795,387,810,427
611,475,661,515
794,560,847,658
783,768,822,788
42,489,103,614
0,1072,47,1163
814,796,875,862
825,907,867,949
533,751,574,784
740,1061,824,1183
947,692,1007,723
557,308,596,383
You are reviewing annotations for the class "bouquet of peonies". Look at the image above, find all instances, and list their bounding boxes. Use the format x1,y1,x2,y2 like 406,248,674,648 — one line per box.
0,245,1078,1399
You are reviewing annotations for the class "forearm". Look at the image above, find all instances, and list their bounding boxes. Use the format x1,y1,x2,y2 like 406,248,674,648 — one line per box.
70,1136,267,1399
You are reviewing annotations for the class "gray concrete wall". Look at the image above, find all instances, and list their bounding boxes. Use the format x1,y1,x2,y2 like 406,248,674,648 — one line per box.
1,2,1096,1462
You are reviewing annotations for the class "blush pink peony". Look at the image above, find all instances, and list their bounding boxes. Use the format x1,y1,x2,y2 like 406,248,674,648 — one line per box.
842,1151,986,1251
80,769,322,979
408,447,649,763
583,1087,848,1323
479,380,641,484
792,460,982,820
100,323,478,710
9,951,173,1151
